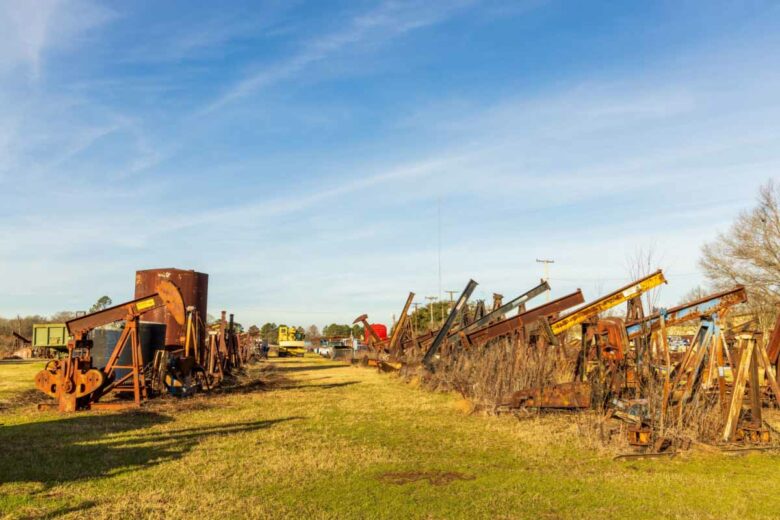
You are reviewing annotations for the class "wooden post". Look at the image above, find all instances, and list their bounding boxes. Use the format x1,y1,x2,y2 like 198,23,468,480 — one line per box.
130,320,142,405
715,330,727,419
748,342,762,426
723,338,755,442
658,315,671,431
756,340,780,401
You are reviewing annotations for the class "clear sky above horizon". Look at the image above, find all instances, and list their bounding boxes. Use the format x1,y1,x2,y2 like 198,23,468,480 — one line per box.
1,0,779,328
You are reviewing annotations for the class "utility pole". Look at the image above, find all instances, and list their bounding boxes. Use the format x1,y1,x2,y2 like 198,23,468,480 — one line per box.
445,290,457,314
411,302,421,335
425,296,438,328
536,258,555,302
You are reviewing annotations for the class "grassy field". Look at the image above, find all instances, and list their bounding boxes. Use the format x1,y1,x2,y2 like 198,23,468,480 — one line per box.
1,356,779,519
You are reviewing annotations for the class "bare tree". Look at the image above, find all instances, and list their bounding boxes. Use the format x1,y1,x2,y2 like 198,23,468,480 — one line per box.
678,285,709,306
625,244,664,315
700,180,780,326
306,324,320,339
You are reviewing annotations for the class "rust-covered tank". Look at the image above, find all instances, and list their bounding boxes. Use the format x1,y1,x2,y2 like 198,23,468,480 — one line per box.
134,268,208,348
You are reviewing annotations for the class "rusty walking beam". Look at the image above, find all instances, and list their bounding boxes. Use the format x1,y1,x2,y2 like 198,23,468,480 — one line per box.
466,290,585,345
458,280,549,336
353,313,383,348
624,285,747,340
388,292,415,356
66,284,185,337
549,270,667,336
423,279,478,369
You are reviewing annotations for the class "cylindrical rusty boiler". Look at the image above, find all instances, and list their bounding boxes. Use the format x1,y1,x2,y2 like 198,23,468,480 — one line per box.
134,268,208,348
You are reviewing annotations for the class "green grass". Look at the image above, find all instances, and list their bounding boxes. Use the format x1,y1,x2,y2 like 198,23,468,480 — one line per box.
0,360,44,400
1,356,779,519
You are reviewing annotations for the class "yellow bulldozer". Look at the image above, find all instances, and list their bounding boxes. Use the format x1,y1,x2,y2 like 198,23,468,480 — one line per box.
277,326,306,357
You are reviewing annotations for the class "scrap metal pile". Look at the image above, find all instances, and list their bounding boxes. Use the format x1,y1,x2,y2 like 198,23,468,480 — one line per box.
356,271,780,451
34,268,253,412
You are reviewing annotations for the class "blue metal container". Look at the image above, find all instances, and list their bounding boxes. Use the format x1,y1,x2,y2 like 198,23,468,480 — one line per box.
89,322,166,379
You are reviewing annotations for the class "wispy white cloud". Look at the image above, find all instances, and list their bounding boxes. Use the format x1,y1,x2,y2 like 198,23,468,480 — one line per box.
116,4,298,65
0,0,122,183
200,0,475,114
0,0,113,79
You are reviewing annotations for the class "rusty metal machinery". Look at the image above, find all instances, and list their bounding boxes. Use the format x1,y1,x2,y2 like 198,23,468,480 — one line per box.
135,268,208,349
353,314,385,351
358,269,778,451
501,381,592,409
493,272,667,413
35,280,185,412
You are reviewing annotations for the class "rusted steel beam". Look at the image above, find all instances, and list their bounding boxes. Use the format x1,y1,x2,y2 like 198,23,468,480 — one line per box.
625,285,747,340
550,270,666,335
466,290,585,345
501,381,591,409
66,281,185,337
388,292,415,355
458,280,549,336
67,295,163,336
767,310,780,365
400,329,436,352
423,279,478,369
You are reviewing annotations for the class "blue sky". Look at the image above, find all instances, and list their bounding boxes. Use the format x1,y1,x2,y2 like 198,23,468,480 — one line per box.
1,0,779,328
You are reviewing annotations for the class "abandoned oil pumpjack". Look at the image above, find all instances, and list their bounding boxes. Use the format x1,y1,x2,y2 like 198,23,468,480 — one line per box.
34,280,185,412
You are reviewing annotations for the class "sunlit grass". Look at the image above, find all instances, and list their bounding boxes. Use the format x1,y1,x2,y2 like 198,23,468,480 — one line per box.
0,360,43,400
1,356,779,519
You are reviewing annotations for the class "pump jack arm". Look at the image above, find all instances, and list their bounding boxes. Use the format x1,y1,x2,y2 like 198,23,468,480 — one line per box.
549,270,667,336
66,282,185,338
623,286,747,340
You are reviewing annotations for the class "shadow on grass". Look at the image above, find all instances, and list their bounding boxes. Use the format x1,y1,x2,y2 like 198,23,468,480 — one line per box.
39,500,98,519
0,411,301,487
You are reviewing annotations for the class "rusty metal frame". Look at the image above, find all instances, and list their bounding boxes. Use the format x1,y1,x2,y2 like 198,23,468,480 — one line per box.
36,280,185,412
501,381,592,409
